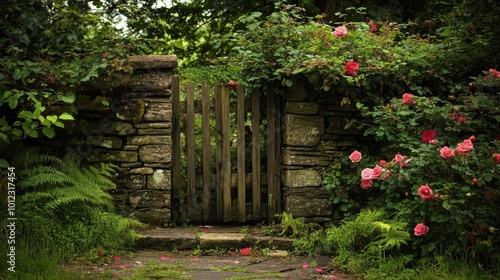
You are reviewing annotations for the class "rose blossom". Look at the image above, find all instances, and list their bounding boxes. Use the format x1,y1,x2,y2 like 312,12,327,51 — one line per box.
361,168,374,180
349,150,362,163
401,93,415,105
378,159,386,166
472,178,478,184
434,193,441,200
360,179,373,189
456,139,474,155
418,184,433,200
333,26,348,38
240,248,251,256
414,223,429,236
368,21,377,32
489,69,500,78
381,169,391,180
440,147,455,159
422,129,437,143
393,153,404,163
458,116,466,123
493,153,500,164
227,81,238,90
429,139,437,145
372,165,383,179
345,62,359,76
469,135,476,142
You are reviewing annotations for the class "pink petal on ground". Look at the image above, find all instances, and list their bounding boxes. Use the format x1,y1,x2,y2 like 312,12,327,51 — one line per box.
190,257,199,260
315,267,324,273
160,255,169,261
302,264,309,269
234,260,240,264
113,256,121,261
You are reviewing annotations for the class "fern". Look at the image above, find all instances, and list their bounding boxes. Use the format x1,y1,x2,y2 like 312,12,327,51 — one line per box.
15,149,117,213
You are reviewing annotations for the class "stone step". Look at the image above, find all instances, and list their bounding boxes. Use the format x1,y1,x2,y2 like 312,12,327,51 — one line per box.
136,226,295,252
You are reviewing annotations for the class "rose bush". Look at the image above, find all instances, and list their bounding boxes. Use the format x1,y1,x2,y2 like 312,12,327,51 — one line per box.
324,88,500,259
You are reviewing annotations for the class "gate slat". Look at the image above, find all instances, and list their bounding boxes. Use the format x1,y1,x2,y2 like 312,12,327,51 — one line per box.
215,84,223,221
267,91,277,221
221,85,232,222
186,83,196,221
201,81,212,221
172,75,181,220
251,90,261,221
237,85,246,222
275,94,282,214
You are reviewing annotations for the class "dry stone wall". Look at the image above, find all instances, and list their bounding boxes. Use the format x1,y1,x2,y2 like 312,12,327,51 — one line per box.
63,55,177,226
281,83,365,221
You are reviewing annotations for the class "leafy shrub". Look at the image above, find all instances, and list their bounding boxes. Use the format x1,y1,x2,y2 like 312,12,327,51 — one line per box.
324,71,500,264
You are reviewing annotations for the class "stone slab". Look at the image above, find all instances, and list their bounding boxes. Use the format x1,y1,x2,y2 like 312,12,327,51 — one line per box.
283,114,324,147
139,145,172,163
282,169,322,187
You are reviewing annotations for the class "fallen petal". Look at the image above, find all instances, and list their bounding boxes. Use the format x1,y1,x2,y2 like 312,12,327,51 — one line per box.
315,267,323,273
113,256,121,261
302,264,309,269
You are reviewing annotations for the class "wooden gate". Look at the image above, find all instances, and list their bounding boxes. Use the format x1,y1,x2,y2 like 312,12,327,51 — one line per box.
171,76,282,223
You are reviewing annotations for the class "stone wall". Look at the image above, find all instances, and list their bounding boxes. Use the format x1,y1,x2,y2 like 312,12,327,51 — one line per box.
64,55,177,226
281,83,365,221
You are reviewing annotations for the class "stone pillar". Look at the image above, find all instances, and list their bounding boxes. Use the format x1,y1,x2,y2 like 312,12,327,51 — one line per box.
75,55,177,226
281,83,365,221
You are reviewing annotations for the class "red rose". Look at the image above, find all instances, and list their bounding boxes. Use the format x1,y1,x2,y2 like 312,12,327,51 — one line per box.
378,159,386,166
240,248,251,256
472,178,478,184
456,139,473,155
418,184,433,200
422,129,437,143
440,147,455,159
401,93,415,105
345,62,359,76
349,150,362,163
414,223,429,236
493,153,500,164
227,81,238,90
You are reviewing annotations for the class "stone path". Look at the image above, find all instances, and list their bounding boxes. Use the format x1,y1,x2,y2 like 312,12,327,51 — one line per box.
66,226,361,280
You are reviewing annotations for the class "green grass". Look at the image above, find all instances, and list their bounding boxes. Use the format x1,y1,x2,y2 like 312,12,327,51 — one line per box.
117,261,188,280
414,254,500,280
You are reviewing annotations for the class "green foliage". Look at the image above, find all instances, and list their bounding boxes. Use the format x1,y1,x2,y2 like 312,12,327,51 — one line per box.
222,3,454,98
326,208,413,279
323,74,500,265
1,149,141,279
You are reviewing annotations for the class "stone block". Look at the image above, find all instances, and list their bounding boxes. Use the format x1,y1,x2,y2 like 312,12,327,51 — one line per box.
129,190,170,208
284,195,333,218
129,208,171,226
286,84,308,101
139,145,172,163
127,135,171,145
115,174,146,189
87,136,122,149
282,149,334,166
135,122,171,129
127,55,178,70
138,128,171,135
147,169,171,190
286,102,319,115
143,102,172,121
114,99,145,122
282,169,322,187
130,167,155,175
86,150,138,163
284,115,324,147
127,70,173,91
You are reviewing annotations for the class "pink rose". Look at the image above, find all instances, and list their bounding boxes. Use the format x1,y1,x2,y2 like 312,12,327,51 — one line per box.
440,147,455,159
401,93,415,105
349,150,362,163
333,26,348,38
368,21,377,32
489,69,500,78
456,139,473,155
372,165,383,179
361,168,374,180
434,193,441,200
469,135,476,142
378,159,386,166
345,62,359,76
472,178,478,184
414,223,429,236
360,179,373,189
393,153,404,163
429,139,437,145
381,169,391,180
418,184,433,200
493,153,500,164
